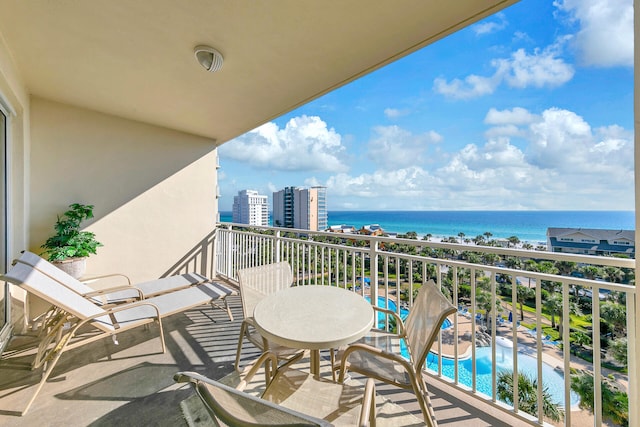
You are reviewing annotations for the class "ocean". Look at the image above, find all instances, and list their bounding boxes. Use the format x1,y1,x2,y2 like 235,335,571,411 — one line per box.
219,210,635,244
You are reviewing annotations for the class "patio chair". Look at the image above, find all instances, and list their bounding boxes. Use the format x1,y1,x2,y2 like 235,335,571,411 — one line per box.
234,262,305,374
15,251,216,309
336,280,456,427
176,352,376,426
1,261,236,415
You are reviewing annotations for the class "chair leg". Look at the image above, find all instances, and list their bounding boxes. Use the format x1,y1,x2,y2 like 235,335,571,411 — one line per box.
413,374,438,427
234,322,249,372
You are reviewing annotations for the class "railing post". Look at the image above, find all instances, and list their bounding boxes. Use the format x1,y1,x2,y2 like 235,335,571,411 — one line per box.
370,238,379,305
225,224,233,279
275,229,281,263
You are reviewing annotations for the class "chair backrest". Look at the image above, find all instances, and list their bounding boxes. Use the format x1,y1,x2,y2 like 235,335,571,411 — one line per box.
1,262,115,331
237,262,293,318
174,372,331,426
404,280,456,373
15,251,94,295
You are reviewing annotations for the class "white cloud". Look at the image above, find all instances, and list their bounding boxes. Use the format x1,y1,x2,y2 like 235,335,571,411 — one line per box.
323,107,633,210
555,0,633,67
219,115,348,172
494,42,575,88
485,107,537,125
366,126,442,167
473,12,508,35
433,74,499,100
434,38,574,99
384,108,410,119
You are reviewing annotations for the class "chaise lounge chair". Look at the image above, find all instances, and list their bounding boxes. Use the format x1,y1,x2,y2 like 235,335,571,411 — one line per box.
1,261,236,415
16,251,215,308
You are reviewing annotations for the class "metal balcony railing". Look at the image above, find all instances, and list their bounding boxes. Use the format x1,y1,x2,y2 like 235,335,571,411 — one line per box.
211,223,637,427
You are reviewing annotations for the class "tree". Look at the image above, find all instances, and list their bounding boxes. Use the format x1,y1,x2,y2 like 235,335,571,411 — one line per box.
516,285,534,321
571,371,628,426
571,331,591,354
497,370,563,422
608,338,628,368
554,260,576,276
458,232,465,244
507,235,520,248
473,234,485,245
423,233,432,241
600,301,627,338
543,293,563,329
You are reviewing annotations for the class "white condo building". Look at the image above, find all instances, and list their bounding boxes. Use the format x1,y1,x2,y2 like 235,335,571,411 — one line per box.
273,186,327,231
232,190,269,226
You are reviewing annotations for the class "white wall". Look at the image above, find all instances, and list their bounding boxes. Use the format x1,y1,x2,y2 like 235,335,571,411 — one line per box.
29,98,219,283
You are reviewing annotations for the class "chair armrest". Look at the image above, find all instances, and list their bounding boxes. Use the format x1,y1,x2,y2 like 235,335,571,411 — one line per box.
371,305,406,336
82,273,132,286
338,342,413,382
82,285,144,300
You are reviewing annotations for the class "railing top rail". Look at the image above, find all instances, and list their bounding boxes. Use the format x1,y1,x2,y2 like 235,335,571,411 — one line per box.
217,222,636,269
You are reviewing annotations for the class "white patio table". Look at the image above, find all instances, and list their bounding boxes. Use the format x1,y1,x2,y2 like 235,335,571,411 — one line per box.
253,285,374,376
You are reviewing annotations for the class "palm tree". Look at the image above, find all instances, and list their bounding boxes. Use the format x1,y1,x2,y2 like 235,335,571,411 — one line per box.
497,370,563,422
458,232,465,244
554,260,576,276
571,330,591,355
516,284,534,321
507,235,520,248
543,293,563,329
600,301,627,338
483,231,493,240
423,233,432,241
571,371,629,426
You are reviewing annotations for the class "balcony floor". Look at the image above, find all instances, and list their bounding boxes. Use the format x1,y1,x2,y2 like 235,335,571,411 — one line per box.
0,295,533,426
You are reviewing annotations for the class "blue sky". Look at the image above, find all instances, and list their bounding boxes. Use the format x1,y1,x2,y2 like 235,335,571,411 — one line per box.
218,0,634,212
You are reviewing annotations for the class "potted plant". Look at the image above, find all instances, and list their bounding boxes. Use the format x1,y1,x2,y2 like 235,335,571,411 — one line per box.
40,203,103,278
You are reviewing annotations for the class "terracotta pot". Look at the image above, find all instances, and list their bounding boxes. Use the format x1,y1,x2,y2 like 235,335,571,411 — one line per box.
52,257,87,279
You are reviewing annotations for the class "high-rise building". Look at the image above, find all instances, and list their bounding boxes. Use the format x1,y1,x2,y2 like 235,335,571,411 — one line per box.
232,190,269,226
272,186,327,231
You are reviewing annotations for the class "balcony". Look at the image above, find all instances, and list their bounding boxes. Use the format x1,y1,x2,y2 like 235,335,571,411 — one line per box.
0,224,636,426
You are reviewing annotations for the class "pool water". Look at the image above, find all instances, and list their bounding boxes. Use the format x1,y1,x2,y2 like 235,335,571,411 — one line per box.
365,296,409,323
423,345,580,408
364,296,575,408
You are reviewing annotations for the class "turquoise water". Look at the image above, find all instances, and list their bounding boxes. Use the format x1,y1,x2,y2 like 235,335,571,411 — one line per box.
364,296,578,408
424,345,580,408
220,210,634,243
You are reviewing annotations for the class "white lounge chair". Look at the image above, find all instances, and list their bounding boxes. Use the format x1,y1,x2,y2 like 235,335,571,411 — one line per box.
16,251,213,307
1,261,236,415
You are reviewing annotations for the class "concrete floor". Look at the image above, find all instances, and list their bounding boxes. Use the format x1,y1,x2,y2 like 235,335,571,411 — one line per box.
0,295,532,426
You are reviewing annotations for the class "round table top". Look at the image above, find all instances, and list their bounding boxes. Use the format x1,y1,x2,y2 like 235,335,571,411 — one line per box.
253,285,374,350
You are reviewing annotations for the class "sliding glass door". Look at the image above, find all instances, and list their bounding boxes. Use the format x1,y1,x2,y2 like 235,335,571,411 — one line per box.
0,105,9,349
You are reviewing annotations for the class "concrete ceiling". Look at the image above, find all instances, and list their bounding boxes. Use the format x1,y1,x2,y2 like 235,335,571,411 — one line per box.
0,0,518,144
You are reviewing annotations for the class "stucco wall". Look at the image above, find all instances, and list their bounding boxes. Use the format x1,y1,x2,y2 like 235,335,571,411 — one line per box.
29,98,219,283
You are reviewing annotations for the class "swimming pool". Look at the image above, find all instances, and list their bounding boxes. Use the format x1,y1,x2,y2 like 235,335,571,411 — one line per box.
364,296,576,407
365,297,452,329
423,344,580,408
365,296,409,322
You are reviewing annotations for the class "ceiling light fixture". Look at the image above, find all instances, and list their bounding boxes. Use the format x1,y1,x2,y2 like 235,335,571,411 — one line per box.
194,45,224,73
